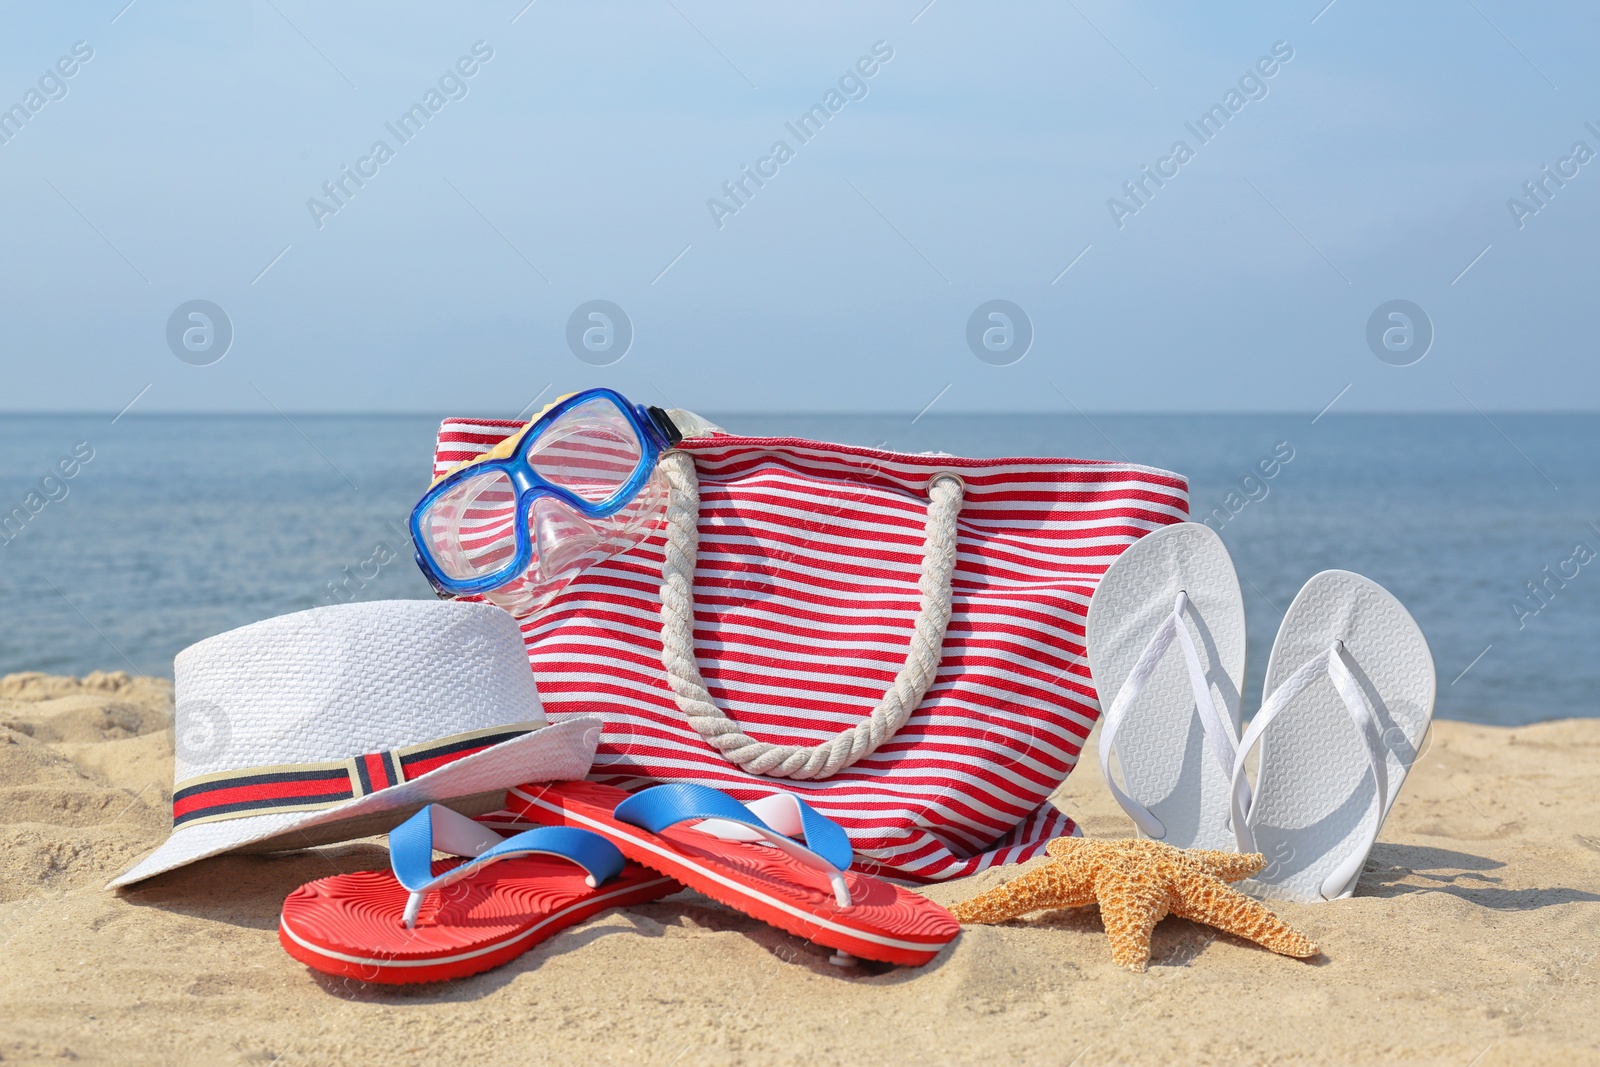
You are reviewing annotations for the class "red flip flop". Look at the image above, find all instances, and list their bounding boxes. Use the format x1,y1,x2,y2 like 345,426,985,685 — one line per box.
279,804,679,984
505,780,960,966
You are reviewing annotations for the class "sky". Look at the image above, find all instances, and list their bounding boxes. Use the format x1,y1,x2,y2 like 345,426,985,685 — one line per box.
1,0,1597,415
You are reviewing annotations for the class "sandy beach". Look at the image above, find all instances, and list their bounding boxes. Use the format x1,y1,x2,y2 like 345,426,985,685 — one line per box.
3,670,1597,1066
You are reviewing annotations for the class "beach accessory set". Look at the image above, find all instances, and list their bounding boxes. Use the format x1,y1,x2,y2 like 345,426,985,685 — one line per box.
112,390,1439,983
428,406,1191,881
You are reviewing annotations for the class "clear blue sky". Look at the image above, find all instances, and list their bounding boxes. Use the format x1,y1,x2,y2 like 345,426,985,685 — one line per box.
1,0,1595,414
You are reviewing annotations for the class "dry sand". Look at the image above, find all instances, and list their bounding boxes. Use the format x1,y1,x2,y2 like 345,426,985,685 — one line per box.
2,671,1597,1066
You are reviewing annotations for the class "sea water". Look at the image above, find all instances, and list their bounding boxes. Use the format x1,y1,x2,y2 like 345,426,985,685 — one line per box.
0,412,1594,726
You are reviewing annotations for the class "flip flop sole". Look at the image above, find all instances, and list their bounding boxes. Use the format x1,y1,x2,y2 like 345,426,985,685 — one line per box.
279,859,679,984
506,780,960,966
1086,521,1247,850
1245,569,1435,902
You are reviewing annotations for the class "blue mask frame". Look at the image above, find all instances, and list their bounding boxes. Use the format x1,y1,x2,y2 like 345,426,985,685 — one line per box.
409,387,681,597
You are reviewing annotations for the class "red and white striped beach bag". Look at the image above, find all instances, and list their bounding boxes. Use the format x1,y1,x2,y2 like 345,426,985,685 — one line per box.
431,420,1188,881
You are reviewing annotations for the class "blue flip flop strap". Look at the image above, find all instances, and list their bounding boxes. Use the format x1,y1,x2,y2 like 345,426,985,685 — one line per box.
613,782,854,872
784,796,855,873
390,808,626,894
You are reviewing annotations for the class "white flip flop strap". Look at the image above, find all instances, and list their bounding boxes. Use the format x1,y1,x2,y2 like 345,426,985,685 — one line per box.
1169,596,1251,819
1230,641,1390,898
1100,591,1244,839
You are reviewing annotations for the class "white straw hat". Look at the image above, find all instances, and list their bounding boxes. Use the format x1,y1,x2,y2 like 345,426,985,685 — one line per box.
109,599,599,889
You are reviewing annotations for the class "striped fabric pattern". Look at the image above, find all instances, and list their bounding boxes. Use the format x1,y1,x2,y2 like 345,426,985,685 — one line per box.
171,723,538,827
432,421,1189,881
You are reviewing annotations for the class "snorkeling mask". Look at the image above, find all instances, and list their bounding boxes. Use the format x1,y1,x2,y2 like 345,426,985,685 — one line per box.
409,388,684,618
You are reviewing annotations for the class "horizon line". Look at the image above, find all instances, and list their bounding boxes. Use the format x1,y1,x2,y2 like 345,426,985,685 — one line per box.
5,408,1600,418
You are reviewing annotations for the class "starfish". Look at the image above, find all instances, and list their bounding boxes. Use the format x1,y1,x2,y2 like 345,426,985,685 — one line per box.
949,837,1319,972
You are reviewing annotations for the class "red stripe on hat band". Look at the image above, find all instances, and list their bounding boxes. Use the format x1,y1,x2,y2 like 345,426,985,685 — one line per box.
172,775,351,821
399,742,495,781
363,752,391,792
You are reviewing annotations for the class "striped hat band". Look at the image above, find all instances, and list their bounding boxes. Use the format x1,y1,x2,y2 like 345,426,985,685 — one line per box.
171,722,541,828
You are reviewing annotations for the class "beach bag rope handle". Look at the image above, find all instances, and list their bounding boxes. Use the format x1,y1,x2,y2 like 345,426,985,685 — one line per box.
657,449,964,780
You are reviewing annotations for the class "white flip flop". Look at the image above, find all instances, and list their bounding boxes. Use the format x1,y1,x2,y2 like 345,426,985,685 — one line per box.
1232,570,1435,902
1086,522,1250,851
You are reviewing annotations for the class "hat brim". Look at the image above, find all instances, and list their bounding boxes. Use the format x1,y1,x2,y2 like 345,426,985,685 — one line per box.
108,715,602,889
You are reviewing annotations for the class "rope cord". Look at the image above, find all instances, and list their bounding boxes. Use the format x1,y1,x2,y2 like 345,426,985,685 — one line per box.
656,449,963,780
